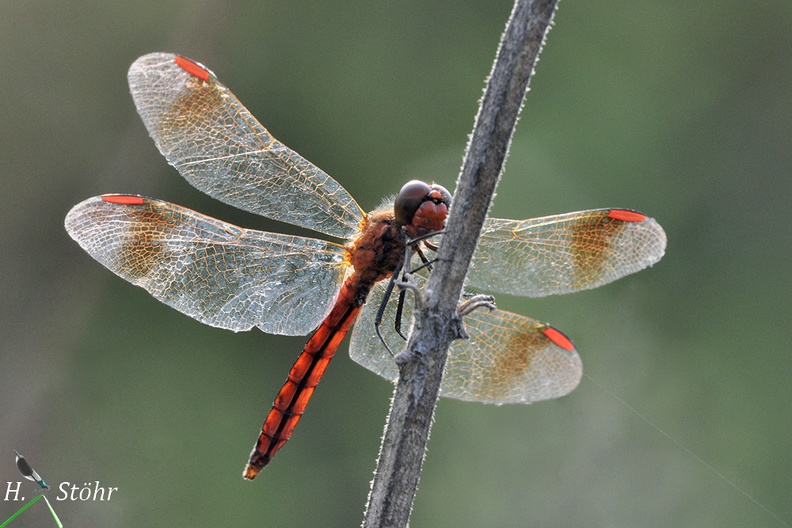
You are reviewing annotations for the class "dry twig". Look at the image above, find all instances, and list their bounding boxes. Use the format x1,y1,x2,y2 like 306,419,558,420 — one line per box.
361,1,560,526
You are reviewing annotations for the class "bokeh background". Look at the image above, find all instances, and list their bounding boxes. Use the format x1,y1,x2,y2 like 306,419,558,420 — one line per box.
1,1,790,526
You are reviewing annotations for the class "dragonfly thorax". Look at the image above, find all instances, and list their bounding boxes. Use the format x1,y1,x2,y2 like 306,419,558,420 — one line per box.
347,181,450,286
347,209,410,286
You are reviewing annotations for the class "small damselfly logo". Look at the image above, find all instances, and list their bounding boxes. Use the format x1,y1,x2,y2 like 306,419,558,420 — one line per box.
14,450,48,490
1,450,62,528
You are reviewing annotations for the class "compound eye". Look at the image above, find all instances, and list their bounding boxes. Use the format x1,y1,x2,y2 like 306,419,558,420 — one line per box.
394,180,432,226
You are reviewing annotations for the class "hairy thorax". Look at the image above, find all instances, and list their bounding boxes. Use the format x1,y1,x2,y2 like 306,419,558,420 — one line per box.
346,209,408,286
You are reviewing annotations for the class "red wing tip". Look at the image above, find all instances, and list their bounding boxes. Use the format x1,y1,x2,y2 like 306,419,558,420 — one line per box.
543,326,575,351
608,209,647,222
101,194,146,205
174,55,211,81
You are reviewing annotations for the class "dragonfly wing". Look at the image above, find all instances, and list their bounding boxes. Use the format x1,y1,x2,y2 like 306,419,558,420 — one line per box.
350,278,582,404
349,280,405,384
65,195,349,336
468,209,666,297
127,53,365,240
443,309,582,404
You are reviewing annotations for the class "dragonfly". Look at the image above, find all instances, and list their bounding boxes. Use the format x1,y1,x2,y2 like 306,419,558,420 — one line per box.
65,53,666,480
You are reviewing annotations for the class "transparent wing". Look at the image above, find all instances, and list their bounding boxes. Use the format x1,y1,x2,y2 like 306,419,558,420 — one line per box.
468,208,666,296
350,277,582,404
127,52,365,240
65,195,350,336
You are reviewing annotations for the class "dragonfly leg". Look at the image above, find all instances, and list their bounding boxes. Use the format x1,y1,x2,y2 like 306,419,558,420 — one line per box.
392,243,433,339
393,266,422,332
387,234,446,351
447,295,496,343
406,230,450,271
422,239,439,252
373,262,403,356
409,246,437,274
457,294,496,317
393,288,409,340
391,273,425,339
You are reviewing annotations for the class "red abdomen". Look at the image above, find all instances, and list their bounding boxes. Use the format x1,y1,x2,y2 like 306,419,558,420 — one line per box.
243,274,368,479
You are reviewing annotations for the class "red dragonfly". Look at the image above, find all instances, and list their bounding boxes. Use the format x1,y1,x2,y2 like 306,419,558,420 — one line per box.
65,53,666,480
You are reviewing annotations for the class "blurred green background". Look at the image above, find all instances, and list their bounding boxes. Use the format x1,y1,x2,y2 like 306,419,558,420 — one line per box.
1,1,790,526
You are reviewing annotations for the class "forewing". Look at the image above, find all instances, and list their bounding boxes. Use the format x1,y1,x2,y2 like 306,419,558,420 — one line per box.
350,279,582,404
468,209,666,297
65,195,349,336
127,52,365,239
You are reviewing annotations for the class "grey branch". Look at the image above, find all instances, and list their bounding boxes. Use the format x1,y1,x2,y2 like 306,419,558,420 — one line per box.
361,0,560,527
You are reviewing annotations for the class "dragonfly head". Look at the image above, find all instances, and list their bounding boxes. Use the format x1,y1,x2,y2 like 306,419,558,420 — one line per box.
394,180,452,237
